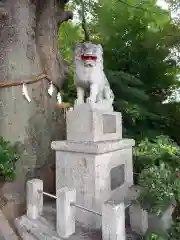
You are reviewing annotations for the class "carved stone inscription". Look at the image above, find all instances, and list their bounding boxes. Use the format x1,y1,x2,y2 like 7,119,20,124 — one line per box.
110,164,125,190
103,114,116,134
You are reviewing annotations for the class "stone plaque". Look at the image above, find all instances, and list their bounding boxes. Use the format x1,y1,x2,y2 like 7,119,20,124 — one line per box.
110,164,125,190
103,114,116,134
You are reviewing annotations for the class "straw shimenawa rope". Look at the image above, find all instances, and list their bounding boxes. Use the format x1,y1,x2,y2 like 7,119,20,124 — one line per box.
0,74,60,91
0,73,72,109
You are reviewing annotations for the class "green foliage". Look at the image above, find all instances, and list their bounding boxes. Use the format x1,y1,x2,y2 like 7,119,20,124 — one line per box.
135,136,180,215
92,0,180,140
0,137,19,181
134,135,180,172
143,232,163,240
138,164,177,215
162,102,180,144
59,22,83,61
62,68,76,104
58,21,83,103
59,1,180,135
167,217,180,240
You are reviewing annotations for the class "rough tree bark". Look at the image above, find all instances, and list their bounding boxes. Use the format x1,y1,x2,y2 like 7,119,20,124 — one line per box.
0,0,72,196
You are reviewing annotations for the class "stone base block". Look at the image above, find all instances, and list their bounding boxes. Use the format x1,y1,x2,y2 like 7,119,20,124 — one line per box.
52,138,135,228
15,214,61,240
66,103,122,142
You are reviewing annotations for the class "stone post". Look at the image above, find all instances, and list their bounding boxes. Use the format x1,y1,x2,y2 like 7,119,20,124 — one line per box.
56,187,76,238
102,200,126,240
26,179,43,220
129,203,148,235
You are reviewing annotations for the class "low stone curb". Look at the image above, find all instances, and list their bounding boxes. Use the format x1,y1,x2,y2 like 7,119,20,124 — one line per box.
0,209,19,240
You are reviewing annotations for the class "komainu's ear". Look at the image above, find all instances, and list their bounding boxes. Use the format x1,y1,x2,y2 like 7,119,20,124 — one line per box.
72,43,82,51
97,44,103,51
72,43,76,51
96,44,103,58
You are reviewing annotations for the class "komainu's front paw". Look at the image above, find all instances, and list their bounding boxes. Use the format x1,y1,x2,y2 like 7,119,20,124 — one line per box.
86,97,95,103
74,98,84,105
97,99,104,105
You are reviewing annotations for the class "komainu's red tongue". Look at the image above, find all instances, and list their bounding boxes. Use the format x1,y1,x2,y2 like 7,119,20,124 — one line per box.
81,55,97,61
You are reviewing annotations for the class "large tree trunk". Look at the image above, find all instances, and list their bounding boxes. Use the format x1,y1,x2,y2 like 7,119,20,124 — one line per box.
0,0,72,199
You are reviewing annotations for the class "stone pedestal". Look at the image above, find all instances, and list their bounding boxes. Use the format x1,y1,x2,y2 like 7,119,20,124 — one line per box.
52,103,135,228
66,103,122,142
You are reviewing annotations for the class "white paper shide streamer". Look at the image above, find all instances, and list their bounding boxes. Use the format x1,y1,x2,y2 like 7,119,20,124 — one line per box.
21,79,66,106
57,92,62,104
48,81,54,96
68,107,73,112
22,83,31,102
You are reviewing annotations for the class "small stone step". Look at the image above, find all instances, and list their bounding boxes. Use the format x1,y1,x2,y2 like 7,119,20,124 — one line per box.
15,215,61,240
0,210,19,240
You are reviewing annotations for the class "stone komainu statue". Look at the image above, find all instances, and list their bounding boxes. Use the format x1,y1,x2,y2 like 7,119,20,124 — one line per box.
73,42,114,109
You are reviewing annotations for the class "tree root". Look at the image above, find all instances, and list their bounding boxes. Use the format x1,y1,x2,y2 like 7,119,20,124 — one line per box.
0,7,8,18
0,4,8,28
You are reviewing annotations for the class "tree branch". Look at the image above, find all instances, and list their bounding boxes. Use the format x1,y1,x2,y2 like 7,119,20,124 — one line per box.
56,10,73,26
56,0,73,25
80,0,90,42
57,0,70,7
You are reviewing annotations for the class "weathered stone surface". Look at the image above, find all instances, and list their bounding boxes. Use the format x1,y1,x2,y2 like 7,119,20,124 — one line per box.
52,103,135,229
0,210,19,240
102,200,125,240
51,138,135,154
26,179,43,220
66,103,122,142
56,187,76,238
54,140,134,228
0,181,26,230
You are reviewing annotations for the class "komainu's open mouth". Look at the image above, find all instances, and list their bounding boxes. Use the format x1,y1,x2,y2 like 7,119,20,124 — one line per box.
81,55,97,61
